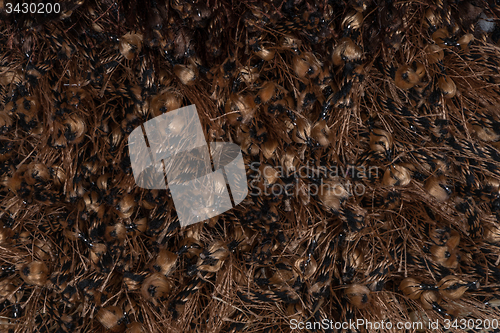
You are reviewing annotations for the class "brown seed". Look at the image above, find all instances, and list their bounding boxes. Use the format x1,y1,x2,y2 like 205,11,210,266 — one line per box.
116,194,136,218
400,278,424,300
254,47,275,61
294,256,317,280
155,249,177,276
239,66,259,84
291,118,311,144
438,76,456,98
280,35,302,50
347,248,364,269
414,62,426,80
262,139,278,159
90,243,107,266
109,125,123,150
293,54,312,79
446,230,460,250
62,114,86,144
424,8,440,29
126,322,145,333
178,237,203,258
430,244,458,269
131,217,148,235
19,261,49,287
318,179,349,212
484,224,500,243
311,120,331,147
149,91,182,117
141,273,171,305
425,176,450,202
458,33,474,50
420,290,440,310
342,11,363,30
260,164,280,185
123,272,147,292
437,276,469,300
471,124,500,142
225,94,256,125
0,68,21,86
0,222,13,245
370,129,393,158
173,64,197,86
269,267,295,285
0,278,17,299
345,284,371,309
426,44,444,64
382,164,412,186
206,241,230,260
50,166,67,187
105,223,126,243
97,306,125,331
83,191,100,213
395,65,420,89
33,240,52,261
24,163,50,185
0,112,12,131
332,38,362,66
286,303,304,322
197,258,227,272
257,81,277,104
119,32,143,60
432,28,451,49
240,137,259,156
16,96,39,124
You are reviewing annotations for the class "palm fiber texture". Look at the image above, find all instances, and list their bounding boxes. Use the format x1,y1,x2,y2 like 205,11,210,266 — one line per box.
1,0,500,332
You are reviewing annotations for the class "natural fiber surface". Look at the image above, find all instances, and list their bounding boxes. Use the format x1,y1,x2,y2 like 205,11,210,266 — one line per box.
1,1,500,332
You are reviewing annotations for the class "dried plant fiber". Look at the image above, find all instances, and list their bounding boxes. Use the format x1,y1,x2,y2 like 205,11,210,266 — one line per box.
1,0,500,332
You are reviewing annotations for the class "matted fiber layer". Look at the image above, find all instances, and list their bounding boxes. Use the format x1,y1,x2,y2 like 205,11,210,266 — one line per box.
1,0,500,332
